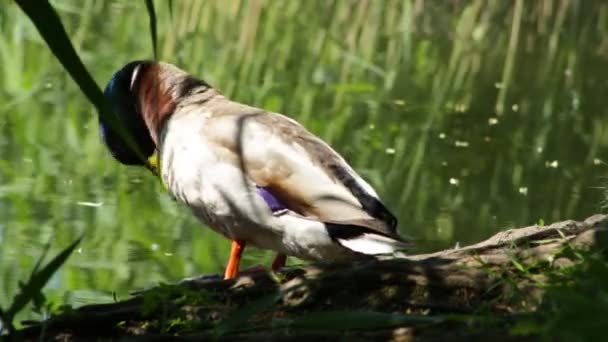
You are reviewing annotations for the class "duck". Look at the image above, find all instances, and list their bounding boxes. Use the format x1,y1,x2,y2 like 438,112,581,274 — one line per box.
100,61,409,279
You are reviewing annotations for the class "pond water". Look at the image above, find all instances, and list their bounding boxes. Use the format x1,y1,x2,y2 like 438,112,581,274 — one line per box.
0,0,607,316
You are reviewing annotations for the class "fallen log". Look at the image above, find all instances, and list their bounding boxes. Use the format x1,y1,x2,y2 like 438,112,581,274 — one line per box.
16,214,608,341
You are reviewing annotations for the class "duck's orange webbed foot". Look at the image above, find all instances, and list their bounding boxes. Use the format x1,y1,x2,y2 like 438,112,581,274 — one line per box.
224,242,287,279
224,239,246,279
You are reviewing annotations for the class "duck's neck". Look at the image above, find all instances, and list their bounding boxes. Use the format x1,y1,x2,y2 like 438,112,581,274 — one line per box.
134,62,214,145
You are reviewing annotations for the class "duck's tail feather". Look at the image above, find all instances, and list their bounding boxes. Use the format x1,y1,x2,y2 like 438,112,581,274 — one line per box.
324,222,412,256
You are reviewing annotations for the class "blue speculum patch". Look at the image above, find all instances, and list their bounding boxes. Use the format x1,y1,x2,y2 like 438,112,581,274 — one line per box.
256,186,286,213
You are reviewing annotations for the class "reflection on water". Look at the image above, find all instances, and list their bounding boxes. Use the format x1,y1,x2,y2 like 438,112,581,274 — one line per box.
0,0,607,316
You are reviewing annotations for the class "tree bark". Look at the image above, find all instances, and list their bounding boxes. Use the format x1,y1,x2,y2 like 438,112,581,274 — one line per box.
17,214,608,341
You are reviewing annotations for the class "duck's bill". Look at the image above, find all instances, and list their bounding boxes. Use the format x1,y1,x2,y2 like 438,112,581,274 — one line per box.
145,151,160,176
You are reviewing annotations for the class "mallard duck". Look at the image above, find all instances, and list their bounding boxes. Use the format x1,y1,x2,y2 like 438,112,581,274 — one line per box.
100,61,409,279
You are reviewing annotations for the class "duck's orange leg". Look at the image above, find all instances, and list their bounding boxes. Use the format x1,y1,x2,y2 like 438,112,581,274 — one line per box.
271,253,287,271
224,239,246,279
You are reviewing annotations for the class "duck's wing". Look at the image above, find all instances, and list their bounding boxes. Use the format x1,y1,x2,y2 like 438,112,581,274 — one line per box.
203,107,401,241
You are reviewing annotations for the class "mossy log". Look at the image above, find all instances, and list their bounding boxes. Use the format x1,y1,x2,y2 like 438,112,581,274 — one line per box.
17,214,608,341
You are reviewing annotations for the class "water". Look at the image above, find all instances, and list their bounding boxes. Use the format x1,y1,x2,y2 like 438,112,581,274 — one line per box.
0,0,607,317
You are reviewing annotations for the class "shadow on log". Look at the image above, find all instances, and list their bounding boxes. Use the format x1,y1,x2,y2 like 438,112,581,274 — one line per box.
16,214,608,341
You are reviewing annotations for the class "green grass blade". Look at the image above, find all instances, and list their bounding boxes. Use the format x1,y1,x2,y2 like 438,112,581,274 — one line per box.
511,258,528,274
144,0,158,59
3,236,83,330
13,0,148,162
168,0,174,19
13,0,109,120
30,242,51,275
0,306,12,334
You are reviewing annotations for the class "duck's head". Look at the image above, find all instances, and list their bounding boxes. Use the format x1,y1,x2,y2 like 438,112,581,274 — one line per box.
100,61,210,174
101,60,157,172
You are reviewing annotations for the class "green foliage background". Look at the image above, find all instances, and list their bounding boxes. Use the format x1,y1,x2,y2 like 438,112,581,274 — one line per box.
0,0,607,324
